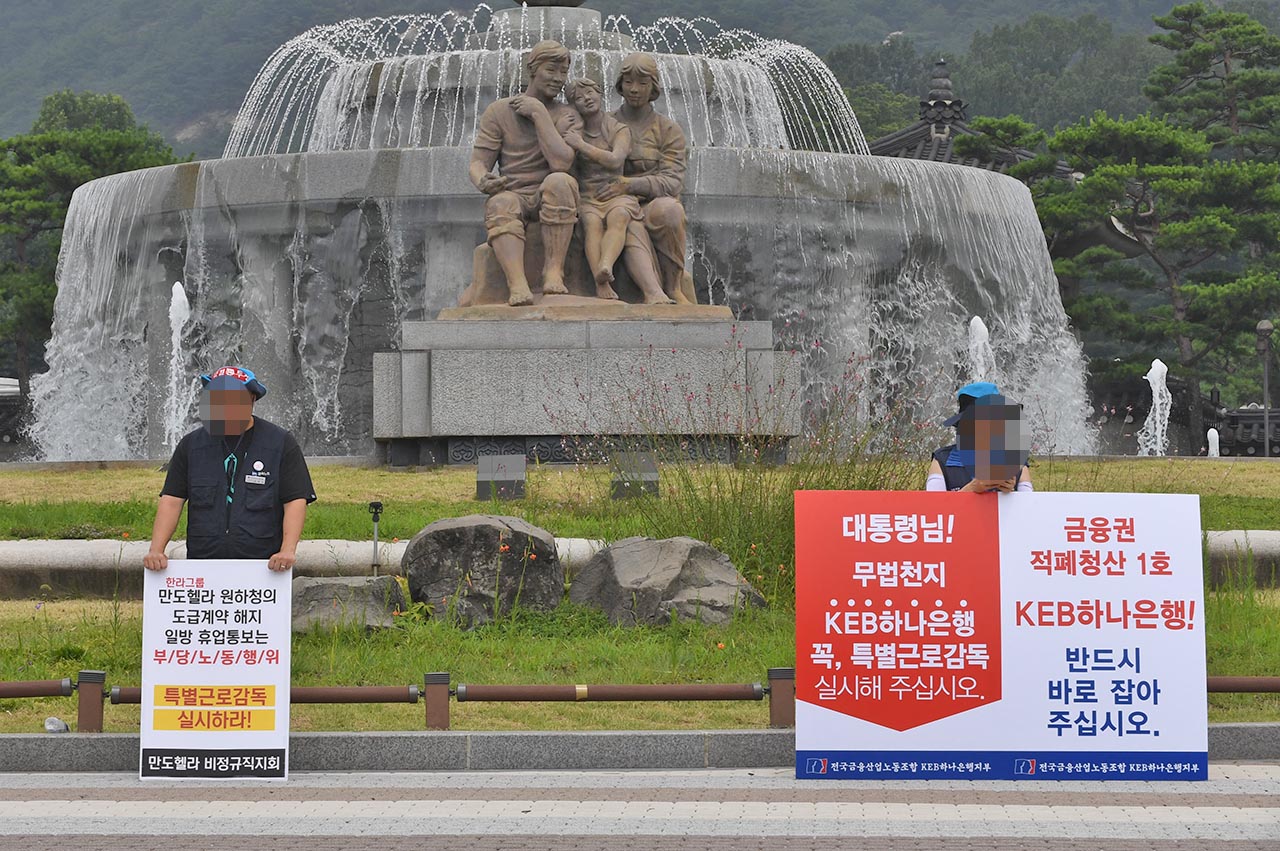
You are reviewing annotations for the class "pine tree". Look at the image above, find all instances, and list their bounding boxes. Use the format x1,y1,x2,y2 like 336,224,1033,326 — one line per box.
1043,112,1280,443
1145,2,1280,159
0,92,179,401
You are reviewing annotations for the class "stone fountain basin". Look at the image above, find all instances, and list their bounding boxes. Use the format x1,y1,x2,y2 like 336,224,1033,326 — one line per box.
40,147,1085,458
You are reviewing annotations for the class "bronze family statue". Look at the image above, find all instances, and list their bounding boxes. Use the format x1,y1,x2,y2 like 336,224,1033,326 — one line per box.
466,42,694,307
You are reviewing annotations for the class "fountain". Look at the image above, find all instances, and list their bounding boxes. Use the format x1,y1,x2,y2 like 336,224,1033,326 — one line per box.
29,3,1095,460
965,316,997,386
1136,358,1172,457
163,282,193,450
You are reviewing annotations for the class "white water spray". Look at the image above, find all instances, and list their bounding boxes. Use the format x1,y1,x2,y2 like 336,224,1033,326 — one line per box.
163,282,193,450
1136,359,1172,456
966,316,997,383
223,7,868,158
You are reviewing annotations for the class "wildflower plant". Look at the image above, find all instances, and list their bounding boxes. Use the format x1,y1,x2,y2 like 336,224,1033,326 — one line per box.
541,329,938,608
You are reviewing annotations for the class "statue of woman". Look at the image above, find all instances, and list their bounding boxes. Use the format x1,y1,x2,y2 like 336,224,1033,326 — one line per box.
598,53,695,304
563,77,673,304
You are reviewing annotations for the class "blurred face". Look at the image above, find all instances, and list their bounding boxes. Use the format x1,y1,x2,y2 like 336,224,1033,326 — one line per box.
619,70,654,109
570,85,601,116
957,404,1027,480
200,388,254,436
529,59,569,100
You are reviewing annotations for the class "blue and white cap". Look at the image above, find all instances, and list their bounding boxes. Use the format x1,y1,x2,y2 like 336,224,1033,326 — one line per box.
199,365,267,400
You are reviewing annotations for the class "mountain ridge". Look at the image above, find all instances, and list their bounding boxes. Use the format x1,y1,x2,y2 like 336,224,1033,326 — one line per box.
0,0,1176,157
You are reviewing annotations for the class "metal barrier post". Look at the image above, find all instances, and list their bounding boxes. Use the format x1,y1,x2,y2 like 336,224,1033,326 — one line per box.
767,667,795,728
76,670,106,733
424,672,451,730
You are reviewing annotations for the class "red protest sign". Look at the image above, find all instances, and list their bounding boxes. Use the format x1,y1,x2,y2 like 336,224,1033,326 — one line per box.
796,491,1003,731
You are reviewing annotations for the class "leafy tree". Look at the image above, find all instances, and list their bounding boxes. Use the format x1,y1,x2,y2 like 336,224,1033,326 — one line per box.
31,90,138,133
951,15,1162,130
1222,0,1280,34
1144,2,1280,159
0,93,179,401
949,114,1060,181
1043,112,1280,442
825,36,932,96
844,83,917,140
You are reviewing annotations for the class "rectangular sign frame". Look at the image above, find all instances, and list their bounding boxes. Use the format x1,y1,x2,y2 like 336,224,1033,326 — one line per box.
795,491,1208,781
141,560,292,780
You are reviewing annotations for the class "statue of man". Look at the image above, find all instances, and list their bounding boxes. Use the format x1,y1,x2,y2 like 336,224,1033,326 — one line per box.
469,40,581,306
598,52,694,304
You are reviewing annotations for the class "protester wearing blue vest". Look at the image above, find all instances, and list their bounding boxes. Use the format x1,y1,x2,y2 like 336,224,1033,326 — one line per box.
143,366,316,572
925,381,1033,494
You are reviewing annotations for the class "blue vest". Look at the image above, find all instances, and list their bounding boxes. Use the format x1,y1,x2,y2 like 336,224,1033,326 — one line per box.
184,419,288,559
932,444,1022,492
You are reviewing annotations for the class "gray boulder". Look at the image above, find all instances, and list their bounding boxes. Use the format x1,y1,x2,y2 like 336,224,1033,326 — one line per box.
292,575,406,632
403,515,563,628
570,536,765,626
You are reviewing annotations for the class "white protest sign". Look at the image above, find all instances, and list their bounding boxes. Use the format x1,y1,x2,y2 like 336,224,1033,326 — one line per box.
796,491,1207,780
141,560,292,779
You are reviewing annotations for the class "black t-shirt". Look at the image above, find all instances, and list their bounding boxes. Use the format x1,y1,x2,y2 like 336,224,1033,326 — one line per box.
162,422,317,504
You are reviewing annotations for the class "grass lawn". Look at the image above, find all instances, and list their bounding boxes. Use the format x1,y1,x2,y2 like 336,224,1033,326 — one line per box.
0,599,792,733
0,457,1277,731
0,457,1277,541
0,587,1276,733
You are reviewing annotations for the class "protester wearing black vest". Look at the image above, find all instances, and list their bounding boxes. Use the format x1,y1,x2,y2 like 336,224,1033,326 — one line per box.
143,366,316,572
925,381,1033,494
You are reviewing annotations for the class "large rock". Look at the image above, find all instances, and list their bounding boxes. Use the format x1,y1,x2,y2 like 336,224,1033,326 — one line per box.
403,515,563,628
570,536,765,626
292,575,405,632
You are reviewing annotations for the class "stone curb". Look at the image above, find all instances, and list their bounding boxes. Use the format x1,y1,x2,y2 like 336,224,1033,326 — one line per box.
0,725,1274,773
0,730,790,773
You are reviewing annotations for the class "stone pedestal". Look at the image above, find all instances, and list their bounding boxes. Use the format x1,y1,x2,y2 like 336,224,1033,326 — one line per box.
374,316,800,465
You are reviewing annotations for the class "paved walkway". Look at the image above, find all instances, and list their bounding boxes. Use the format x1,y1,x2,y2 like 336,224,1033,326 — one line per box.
0,764,1277,849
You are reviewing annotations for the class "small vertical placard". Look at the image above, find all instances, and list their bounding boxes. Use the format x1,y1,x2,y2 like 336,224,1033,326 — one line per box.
611,451,659,499
476,454,527,500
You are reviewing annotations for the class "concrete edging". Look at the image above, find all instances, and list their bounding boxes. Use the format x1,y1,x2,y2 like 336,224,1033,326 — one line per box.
1,729,791,773
0,725,1274,772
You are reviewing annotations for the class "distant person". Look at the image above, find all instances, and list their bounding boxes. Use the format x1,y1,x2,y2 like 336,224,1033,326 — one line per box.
143,366,316,571
926,382,1033,493
563,76,673,305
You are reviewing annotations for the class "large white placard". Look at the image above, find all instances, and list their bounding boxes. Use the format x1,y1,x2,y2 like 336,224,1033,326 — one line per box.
141,560,292,779
795,491,1207,780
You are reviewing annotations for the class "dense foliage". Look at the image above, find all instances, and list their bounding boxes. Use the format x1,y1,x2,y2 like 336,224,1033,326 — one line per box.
0,91,181,399
982,3,1280,431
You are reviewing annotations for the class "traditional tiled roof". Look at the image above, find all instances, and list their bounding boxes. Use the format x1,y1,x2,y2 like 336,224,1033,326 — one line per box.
867,59,1029,173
